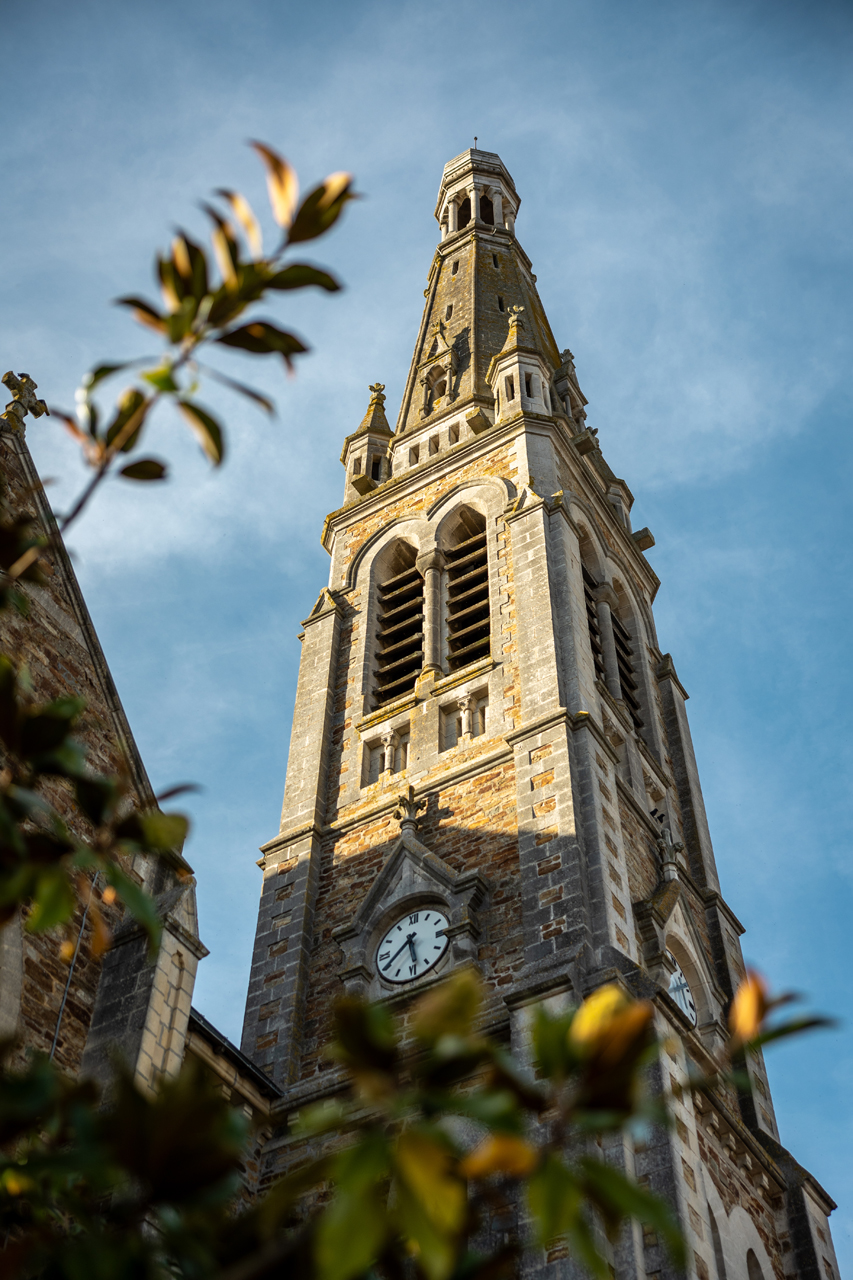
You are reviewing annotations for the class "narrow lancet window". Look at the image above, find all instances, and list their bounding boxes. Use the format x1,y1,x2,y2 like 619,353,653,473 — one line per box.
373,544,424,708
582,565,607,683
445,509,490,672
611,611,643,731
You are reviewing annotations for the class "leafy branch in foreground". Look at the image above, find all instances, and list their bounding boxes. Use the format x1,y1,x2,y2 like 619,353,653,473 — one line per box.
8,141,356,583
0,142,354,946
0,967,829,1280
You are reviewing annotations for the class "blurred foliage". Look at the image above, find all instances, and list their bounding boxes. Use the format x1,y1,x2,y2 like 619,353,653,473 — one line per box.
0,969,829,1279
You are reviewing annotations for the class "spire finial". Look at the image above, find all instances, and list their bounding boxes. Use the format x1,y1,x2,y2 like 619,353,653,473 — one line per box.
474,136,478,149
368,382,386,407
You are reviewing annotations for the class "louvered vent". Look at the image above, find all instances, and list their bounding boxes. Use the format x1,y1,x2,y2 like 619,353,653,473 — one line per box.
445,511,490,672
582,565,607,683
373,549,424,709
611,613,643,731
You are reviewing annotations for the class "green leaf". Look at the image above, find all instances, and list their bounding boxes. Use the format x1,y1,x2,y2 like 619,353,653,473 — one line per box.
20,697,85,758
177,400,225,465
578,1158,685,1266
171,231,210,300
74,776,120,827
216,321,309,371
119,459,168,482
267,264,341,293
105,389,150,453
288,173,356,245
200,365,275,414
26,867,76,933
115,295,167,334
315,1133,389,1280
526,1154,582,1247
104,862,162,955
141,364,179,393
81,363,134,393
531,1004,578,1081
139,810,189,852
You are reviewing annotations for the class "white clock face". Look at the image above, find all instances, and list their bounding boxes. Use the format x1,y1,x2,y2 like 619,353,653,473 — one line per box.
667,951,697,1026
376,908,450,984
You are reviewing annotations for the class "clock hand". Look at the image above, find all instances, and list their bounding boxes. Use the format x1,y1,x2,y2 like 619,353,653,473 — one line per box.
408,936,417,965
382,933,416,971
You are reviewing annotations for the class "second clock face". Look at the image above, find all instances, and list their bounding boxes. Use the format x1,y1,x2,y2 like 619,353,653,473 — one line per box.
667,950,697,1026
376,908,450,984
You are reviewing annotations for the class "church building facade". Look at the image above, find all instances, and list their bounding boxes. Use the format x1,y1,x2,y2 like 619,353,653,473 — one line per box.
0,148,841,1280
239,149,840,1280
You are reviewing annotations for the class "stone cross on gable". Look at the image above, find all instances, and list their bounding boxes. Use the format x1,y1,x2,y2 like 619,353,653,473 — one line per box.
1,371,50,436
393,785,427,832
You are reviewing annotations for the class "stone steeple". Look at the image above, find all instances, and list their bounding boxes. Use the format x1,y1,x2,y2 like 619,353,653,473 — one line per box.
240,149,841,1280
396,149,561,436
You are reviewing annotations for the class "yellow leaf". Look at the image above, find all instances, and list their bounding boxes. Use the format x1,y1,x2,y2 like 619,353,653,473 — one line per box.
317,171,354,211
460,1133,538,1179
216,189,262,256
102,885,117,906
59,939,74,964
411,968,482,1042
250,141,299,229
729,970,769,1044
569,984,653,1065
396,1131,466,1236
89,901,111,959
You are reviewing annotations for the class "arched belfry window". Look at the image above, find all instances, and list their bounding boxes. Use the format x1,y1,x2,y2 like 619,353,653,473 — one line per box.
373,542,424,708
457,197,471,229
444,508,490,672
480,193,494,224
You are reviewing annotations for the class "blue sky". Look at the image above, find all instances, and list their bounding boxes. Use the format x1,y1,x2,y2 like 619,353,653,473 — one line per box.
3,0,852,1264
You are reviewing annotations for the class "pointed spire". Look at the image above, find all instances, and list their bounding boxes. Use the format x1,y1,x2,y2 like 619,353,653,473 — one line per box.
354,382,392,438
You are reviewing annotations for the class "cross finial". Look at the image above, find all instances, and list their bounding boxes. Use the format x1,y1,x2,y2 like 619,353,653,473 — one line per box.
1,371,50,436
368,382,386,406
393,784,427,832
474,136,478,149
508,305,525,328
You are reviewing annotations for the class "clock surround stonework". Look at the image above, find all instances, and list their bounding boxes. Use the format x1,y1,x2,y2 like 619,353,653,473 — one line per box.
239,150,840,1280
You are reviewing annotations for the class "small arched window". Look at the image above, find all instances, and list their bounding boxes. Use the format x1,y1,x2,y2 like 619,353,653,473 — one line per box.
708,1209,727,1280
611,609,643,731
747,1251,765,1280
444,508,490,672
457,197,471,229
373,542,424,708
480,194,494,224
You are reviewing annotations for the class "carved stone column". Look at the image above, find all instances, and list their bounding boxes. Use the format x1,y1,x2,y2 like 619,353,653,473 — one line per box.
593,582,622,702
471,183,481,222
493,189,503,228
417,549,445,676
381,729,398,775
447,197,458,234
459,692,476,738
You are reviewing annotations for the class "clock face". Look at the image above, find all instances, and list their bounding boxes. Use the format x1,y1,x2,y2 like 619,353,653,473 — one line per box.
667,951,697,1026
376,908,450,984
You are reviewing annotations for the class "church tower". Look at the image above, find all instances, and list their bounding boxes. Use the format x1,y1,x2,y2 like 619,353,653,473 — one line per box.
241,150,839,1279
